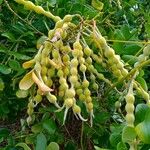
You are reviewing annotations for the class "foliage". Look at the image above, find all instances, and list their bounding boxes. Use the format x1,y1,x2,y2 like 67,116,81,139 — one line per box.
0,0,150,150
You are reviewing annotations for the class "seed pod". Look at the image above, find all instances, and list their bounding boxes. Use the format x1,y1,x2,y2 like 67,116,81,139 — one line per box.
125,104,134,113
73,41,82,51
86,57,92,64
66,89,75,98
72,49,80,57
65,98,74,108
76,88,83,95
63,15,73,22
71,67,78,75
24,1,34,10
84,47,92,56
71,58,78,67
125,114,135,126
80,64,86,72
84,88,91,96
79,57,85,64
59,77,66,84
104,47,115,58
86,96,92,103
79,94,85,101
115,101,121,109
47,68,55,77
63,54,70,63
82,79,89,88
41,66,48,76
34,6,44,14
52,49,60,59
69,76,78,84
125,94,135,103
34,94,42,103
92,82,98,90
57,69,64,77
87,102,93,111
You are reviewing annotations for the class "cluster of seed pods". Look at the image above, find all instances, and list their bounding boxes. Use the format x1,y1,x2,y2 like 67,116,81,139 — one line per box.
16,0,150,128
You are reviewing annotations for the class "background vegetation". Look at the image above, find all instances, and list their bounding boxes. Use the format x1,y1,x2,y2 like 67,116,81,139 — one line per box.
0,0,150,149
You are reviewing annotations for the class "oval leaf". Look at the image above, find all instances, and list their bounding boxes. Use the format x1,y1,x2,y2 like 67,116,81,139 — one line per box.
46,142,59,150
16,143,31,150
35,133,47,150
0,64,11,74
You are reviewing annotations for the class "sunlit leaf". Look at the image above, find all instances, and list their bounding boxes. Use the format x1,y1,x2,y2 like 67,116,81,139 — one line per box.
91,0,103,11
16,143,31,150
46,142,59,150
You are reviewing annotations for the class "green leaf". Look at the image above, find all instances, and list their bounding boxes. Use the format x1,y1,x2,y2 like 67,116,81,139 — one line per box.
16,143,31,150
91,0,104,11
136,77,148,91
135,104,149,124
0,128,10,138
8,60,21,71
0,64,11,74
42,119,56,134
122,55,138,65
1,32,16,42
94,146,110,150
135,108,150,144
0,78,4,91
117,142,127,150
0,0,3,5
9,51,31,60
31,124,43,134
109,133,121,147
122,126,136,143
35,133,47,150
46,142,59,150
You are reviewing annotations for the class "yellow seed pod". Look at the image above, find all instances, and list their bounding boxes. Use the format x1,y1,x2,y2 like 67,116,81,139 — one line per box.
71,67,78,75
72,49,80,57
41,66,48,76
116,62,124,69
58,90,65,97
73,104,81,113
104,47,115,58
73,41,82,51
66,89,75,98
87,102,93,111
62,54,70,63
71,58,78,67
90,74,95,81
84,88,91,96
76,88,83,95
63,67,70,76
60,83,68,90
61,45,71,53
41,56,49,66
86,96,92,103
125,114,135,126
125,104,134,113
84,47,92,56
92,82,98,90
52,49,60,59
48,29,55,39
55,20,64,28
24,1,34,10
112,55,121,64
47,94,57,103
69,75,78,84
15,0,25,4
28,101,34,108
86,57,92,64
63,14,73,22
79,57,85,64
125,94,135,104
79,94,85,101
121,68,128,77
80,64,86,72
45,78,53,87
82,79,89,88
34,6,44,14
59,77,66,84
57,69,64,77
65,98,74,108
47,68,55,77
42,75,48,83
27,108,33,116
